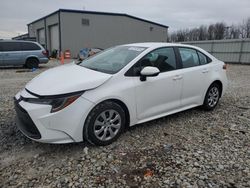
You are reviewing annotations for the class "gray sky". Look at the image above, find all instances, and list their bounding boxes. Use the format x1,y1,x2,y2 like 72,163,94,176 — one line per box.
1,0,250,39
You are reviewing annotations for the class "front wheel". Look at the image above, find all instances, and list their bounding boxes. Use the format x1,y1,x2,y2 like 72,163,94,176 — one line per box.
202,83,221,110
83,101,126,146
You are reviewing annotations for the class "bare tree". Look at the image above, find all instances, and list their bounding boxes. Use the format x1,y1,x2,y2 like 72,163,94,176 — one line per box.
245,17,250,38
214,23,226,40
168,17,250,42
229,25,240,39
208,24,215,40
176,30,186,42
238,18,250,38
198,25,208,40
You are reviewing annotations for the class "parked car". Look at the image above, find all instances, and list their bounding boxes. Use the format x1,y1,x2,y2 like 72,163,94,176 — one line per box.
0,40,49,68
14,43,227,146
78,47,103,60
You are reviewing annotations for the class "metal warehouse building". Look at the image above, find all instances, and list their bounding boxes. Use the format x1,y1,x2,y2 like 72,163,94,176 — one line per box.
28,9,169,57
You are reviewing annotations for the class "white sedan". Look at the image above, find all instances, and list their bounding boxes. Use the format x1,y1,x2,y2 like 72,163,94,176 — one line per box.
14,43,227,146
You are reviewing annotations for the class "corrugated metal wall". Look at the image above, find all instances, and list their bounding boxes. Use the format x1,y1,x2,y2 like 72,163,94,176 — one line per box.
60,12,168,57
182,39,250,64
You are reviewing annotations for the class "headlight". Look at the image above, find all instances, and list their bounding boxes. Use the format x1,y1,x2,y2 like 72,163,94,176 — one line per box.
23,94,82,113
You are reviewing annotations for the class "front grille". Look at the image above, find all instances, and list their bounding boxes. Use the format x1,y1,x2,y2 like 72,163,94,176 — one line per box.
14,98,41,139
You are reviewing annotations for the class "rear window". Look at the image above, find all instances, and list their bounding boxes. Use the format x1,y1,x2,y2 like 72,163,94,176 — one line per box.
179,48,200,68
1,42,22,51
198,51,208,65
22,42,41,51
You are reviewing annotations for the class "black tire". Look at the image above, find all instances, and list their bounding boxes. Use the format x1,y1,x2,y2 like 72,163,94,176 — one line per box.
25,58,39,69
83,101,126,146
202,83,221,110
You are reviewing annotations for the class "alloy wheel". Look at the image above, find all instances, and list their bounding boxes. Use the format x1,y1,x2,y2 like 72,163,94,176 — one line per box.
207,87,219,107
94,110,121,141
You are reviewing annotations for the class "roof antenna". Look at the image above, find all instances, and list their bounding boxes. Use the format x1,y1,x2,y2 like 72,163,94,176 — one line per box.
82,6,86,10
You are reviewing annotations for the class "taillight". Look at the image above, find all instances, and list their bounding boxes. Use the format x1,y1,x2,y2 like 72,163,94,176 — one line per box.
42,50,48,57
223,64,227,70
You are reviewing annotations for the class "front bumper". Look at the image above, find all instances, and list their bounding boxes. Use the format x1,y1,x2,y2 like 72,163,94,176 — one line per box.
14,89,94,144
14,98,41,139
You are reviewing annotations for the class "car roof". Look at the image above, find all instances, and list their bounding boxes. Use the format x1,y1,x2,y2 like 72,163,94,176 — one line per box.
0,40,36,43
123,42,199,49
122,42,216,60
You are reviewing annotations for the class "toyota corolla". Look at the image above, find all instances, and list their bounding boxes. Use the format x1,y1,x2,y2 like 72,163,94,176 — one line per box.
14,43,227,146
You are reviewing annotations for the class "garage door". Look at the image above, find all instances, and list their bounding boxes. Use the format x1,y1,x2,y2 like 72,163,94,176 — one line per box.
37,29,45,46
49,25,59,52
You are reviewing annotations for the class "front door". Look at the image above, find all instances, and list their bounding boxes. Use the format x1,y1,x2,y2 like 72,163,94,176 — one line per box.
132,47,183,120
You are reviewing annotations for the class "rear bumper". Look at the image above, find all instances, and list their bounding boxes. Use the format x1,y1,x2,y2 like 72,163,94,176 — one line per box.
39,57,49,64
221,70,228,97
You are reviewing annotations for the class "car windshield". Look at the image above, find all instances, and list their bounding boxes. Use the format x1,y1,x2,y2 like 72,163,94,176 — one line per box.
78,46,147,74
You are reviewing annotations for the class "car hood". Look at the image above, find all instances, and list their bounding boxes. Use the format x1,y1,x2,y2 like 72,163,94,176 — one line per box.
25,63,112,96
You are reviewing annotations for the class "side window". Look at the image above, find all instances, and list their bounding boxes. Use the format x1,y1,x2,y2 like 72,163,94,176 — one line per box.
22,42,41,51
0,43,3,51
137,47,177,73
198,51,208,65
2,42,22,52
179,48,199,68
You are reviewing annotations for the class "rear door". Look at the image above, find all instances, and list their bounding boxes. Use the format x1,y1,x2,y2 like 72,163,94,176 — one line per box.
177,47,211,107
22,42,42,59
2,42,24,66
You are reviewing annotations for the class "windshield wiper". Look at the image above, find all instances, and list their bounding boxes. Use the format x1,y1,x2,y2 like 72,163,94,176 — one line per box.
87,67,101,72
79,65,114,74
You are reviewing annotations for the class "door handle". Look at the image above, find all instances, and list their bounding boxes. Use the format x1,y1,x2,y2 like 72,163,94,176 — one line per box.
173,75,183,80
202,69,209,73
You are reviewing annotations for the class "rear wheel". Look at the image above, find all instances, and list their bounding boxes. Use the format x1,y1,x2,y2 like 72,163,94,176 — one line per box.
83,101,126,146
203,83,221,110
25,58,39,69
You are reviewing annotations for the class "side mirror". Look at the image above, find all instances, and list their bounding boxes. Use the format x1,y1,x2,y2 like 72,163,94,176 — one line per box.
140,66,160,81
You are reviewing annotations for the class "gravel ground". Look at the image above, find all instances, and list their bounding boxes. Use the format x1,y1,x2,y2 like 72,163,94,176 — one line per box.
0,61,250,188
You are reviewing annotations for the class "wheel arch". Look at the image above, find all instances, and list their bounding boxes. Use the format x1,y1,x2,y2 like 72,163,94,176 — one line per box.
82,98,131,145
86,98,131,129
108,99,130,129
210,80,223,98
25,56,39,64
